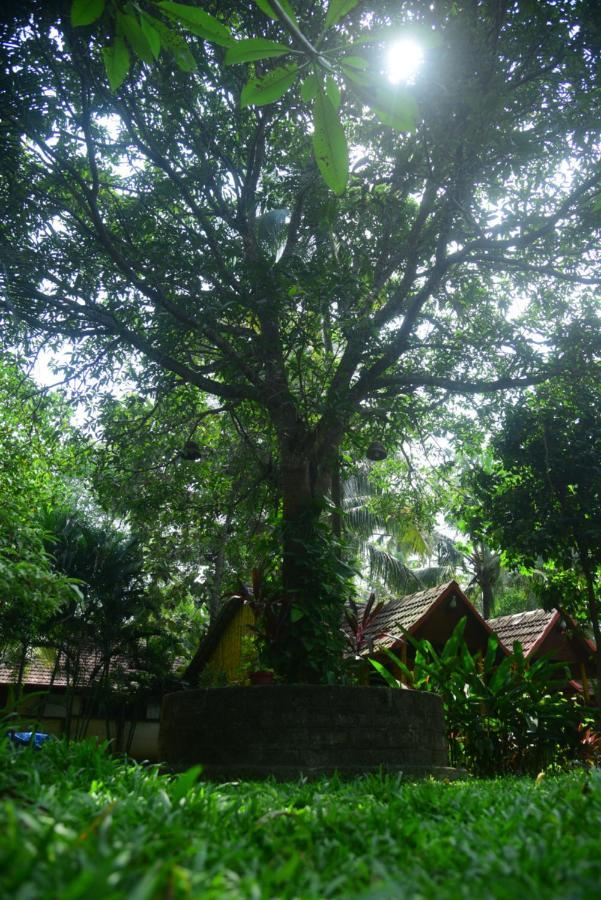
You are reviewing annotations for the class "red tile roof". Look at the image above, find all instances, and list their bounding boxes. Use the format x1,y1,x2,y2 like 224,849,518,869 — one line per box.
0,648,139,688
362,581,460,651
487,609,557,655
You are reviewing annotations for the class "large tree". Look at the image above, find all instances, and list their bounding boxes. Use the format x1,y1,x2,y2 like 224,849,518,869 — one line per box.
463,355,601,700
0,353,80,654
1,1,600,679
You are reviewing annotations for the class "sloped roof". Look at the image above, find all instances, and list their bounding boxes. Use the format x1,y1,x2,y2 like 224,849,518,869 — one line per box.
488,609,557,655
0,647,157,689
0,648,106,688
362,581,464,651
489,608,597,658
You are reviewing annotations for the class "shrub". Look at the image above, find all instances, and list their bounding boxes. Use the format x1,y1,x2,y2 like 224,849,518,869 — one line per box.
370,618,582,775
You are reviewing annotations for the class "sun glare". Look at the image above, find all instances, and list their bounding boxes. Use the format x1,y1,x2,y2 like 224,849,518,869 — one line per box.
387,39,424,84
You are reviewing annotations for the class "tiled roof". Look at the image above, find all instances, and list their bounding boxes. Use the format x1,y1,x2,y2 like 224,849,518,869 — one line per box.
0,648,147,688
487,609,556,655
362,581,458,651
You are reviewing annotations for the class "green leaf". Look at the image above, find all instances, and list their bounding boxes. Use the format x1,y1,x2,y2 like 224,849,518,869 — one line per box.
341,63,373,88
368,657,400,688
241,64,298,108
102,36,130,92
312,91,348,195
325,0,359,30
117,13,155,64
71,0,105,27
325,76,341,110
225,38,290,65
170,764,202,802
352,27,395,46
370,86,418,131
157,2,234,47
340,55,368,70
139,17,161,60
252,0,299,26
291,605,305,622
300,72,318,101
148,15,196,71
344,70,418,131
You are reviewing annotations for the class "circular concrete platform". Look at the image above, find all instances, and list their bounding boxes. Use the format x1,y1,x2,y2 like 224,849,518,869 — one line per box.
159,685,459,780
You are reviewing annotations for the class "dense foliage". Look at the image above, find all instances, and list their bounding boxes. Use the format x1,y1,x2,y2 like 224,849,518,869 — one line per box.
462,364,601,699
2,728,601,899
0,356,81,653
2,0,600,679
371,619,583,775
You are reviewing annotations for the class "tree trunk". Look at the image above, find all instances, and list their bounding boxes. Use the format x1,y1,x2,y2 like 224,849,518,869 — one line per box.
480,574,494,620
276,441,349,683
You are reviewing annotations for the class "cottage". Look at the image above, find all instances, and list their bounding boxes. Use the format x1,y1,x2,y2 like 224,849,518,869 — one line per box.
488,608,597,702
183,581,501,685
183,596,257,684
0,647,165,760
362,580,505,674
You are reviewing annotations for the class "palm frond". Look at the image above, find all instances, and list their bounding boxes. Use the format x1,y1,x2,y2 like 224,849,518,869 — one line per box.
410,565,456,588
256,208,290,262
366,545,422,595
342,473,379,504
344,507,386,539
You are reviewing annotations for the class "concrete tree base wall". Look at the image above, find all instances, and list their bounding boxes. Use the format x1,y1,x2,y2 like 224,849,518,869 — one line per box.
159,685,460,780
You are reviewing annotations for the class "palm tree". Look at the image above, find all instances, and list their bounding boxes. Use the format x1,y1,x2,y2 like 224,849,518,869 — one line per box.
341,472,453,596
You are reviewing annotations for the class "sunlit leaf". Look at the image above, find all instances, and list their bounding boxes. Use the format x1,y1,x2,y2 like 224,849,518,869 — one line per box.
158,2,234,47
139,17,161,59
312,91,348,195
300,72,319,101
170,764,202,802
225,38,290,65
325,76,341,110
370,89,418,131
241,64,298,107
325,0,359,30
340,55,368,70
102,37,130,91
252,0,299,26
71,0,105,27
345,70,418,131
149,16,196,71
117,13,155,64
368,657,400,688
341,63,373,88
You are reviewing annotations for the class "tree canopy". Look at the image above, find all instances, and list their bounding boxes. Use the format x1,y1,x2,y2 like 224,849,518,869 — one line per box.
1,0,600,679
462,355,601,697
0,354,80,652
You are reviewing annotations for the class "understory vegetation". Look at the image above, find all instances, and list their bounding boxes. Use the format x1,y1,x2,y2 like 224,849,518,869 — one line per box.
370,621,590,776
2,732,601,900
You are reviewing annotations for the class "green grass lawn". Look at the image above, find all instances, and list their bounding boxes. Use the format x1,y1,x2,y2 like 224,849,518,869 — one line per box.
1,735,600,899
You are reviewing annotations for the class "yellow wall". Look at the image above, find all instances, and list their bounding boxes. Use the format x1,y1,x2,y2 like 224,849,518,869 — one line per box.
205,604,257,682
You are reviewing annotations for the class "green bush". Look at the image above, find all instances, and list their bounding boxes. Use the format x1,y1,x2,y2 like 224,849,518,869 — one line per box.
371,618,582,775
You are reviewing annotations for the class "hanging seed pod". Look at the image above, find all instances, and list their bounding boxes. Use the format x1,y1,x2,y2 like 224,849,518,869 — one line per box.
366,440,387,461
